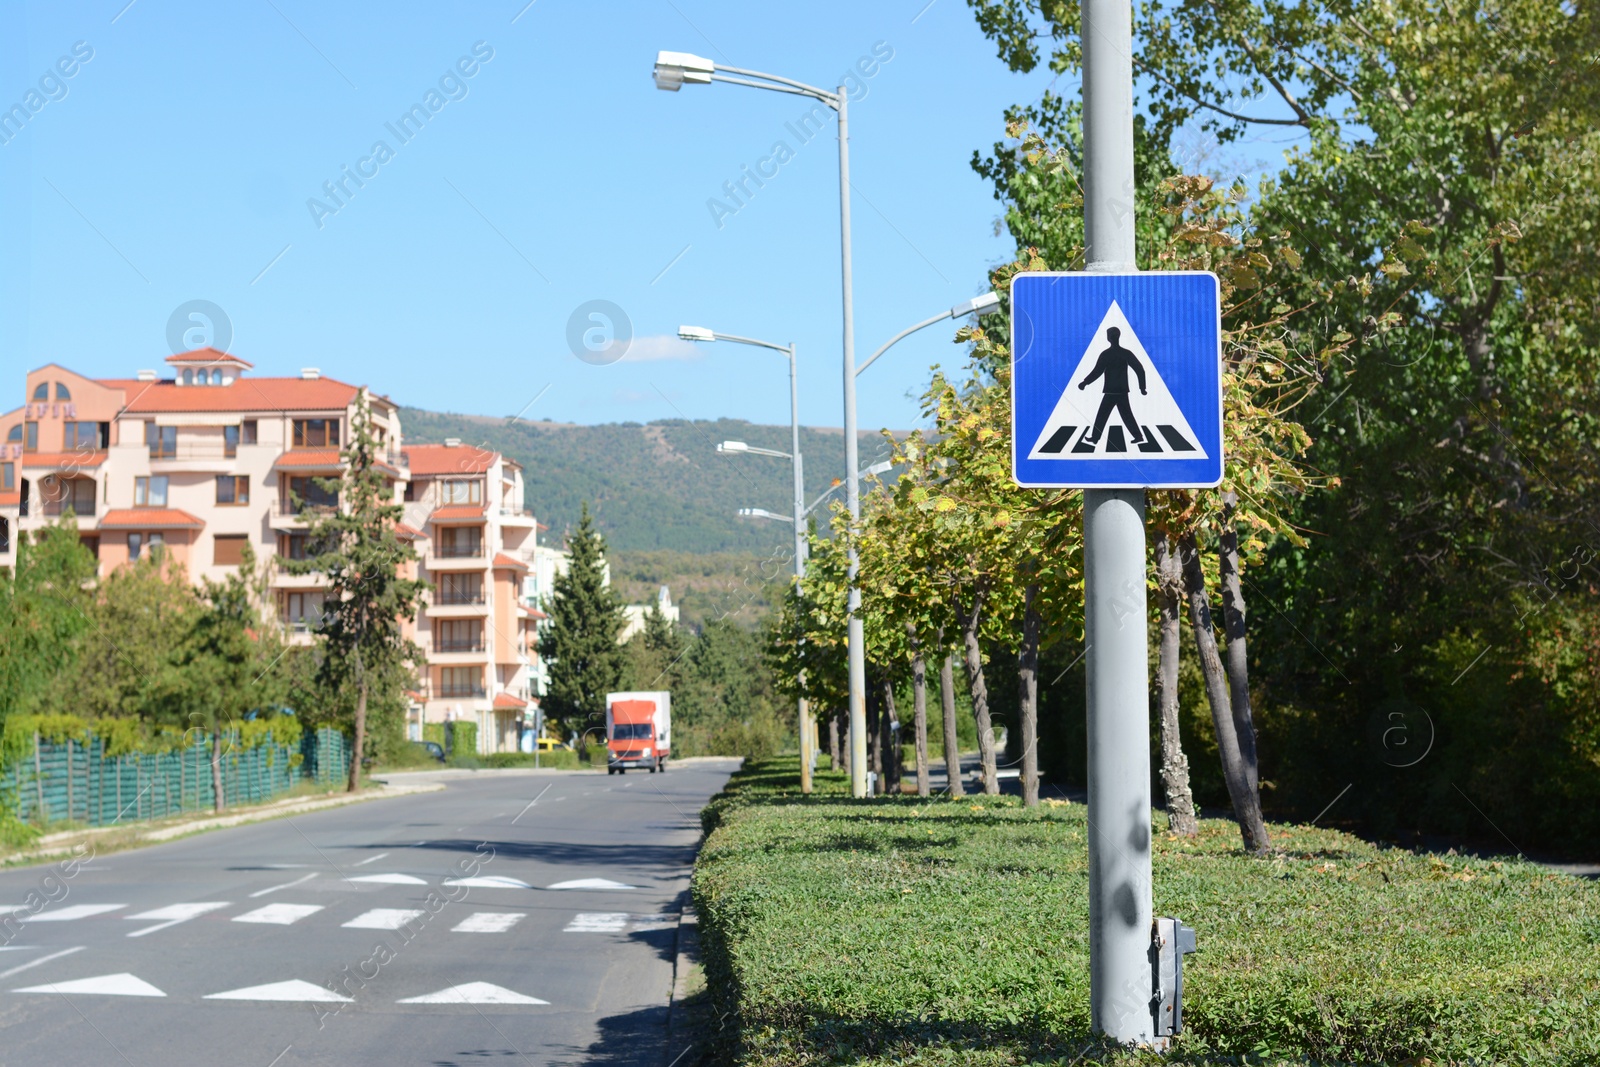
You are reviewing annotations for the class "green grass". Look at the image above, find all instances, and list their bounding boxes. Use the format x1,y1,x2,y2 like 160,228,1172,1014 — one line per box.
693,757,1600,1066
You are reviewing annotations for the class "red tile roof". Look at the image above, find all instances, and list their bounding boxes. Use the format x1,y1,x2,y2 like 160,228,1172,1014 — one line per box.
524,607,549,620
98,508,205,530
430,505,486,523
22,451,109,469
273,449,345,470
492,692,527,709
395,522,425,541
165,347,254,367
116,376,359,414
404,443,498,475
492,553,528,571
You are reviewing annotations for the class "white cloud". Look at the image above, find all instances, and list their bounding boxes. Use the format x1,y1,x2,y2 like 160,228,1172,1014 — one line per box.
619,334,704,362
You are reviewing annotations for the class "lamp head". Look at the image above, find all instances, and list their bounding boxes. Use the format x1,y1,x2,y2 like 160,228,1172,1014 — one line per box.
653,50,714,91
678,324,716,342
951,291,1002,319
717,441,750,454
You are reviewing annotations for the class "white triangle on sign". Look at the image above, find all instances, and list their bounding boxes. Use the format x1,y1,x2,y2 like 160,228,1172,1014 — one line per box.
204,979,351,1002
397,982,549,1005
442,876,532,889
546,878,637,891
16,973,166,997
1027,300,1208,460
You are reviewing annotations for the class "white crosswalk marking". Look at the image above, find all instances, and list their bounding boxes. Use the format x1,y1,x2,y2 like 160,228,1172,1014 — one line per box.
547,878,637,890
15,972,165,997
629,914,679,932
126,902,230,938
345,873,427,885
442,876,532,889
343,908,425,930
397,982,548,1005
564,912,629,933
22,904,126,922
452,912,524,933
205,979,350,1003
233,903,324,925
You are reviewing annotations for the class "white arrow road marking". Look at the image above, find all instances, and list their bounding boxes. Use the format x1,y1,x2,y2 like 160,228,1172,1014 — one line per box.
205,979,350,1003
15,972,165,997
343,908,425,930
350,852,389,867
250,873,318,898
397,982,548,1005
0,947,85,979
22,904,126,922
126,902,230,937
233,903,324,925
547,878,637,891
345,873,427,885
563,912,629,933
452,912,525,933
442,876,532,890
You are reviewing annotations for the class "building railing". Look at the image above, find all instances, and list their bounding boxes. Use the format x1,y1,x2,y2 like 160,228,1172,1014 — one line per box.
437,685,487,699
147,440,240,461
433,543,484,559
274,501,339,518
434,592,487,606
40,500,96,518
435,640,486,653
499,506,534,518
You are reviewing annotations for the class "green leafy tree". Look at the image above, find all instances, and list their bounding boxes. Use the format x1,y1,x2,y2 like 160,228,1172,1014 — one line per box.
78,554,197,725
0,520,96,726
539,503,627,753
675,618,785,757
284,393,425,791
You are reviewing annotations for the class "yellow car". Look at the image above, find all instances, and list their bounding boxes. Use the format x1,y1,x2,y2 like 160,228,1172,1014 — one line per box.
534,736,564,752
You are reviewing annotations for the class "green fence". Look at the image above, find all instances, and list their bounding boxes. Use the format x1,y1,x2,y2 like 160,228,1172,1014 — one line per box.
2,727,349,827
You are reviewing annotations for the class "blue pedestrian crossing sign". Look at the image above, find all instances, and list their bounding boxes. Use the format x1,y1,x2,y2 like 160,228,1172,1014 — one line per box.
1010,271,1223,489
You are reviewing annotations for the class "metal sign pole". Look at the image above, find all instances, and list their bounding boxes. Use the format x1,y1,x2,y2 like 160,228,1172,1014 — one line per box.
1081,0,1154,1044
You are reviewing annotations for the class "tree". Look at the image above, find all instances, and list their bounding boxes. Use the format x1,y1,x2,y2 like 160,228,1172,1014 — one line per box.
78,553,196,726
185,542,284,811
622,595,685,694
539,503,627,754
285,393,425,792
0,521,96,728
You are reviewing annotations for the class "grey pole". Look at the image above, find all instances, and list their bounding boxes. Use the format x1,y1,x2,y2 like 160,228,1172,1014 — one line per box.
837,86,868,799
1081,0,1153,1045
789,344,815,794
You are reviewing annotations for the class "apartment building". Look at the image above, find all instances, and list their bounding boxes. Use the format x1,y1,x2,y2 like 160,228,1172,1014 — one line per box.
0,351,566,755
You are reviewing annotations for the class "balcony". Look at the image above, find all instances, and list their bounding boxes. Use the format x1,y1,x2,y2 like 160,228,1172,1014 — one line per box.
498,506,536,525
435,640,485,654
147,439,241,472
435,542,484,559
40,500,96,520
271,501,338,529
436,685,487,700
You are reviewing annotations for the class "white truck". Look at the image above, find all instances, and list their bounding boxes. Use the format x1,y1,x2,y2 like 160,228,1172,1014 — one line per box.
605,691,671,774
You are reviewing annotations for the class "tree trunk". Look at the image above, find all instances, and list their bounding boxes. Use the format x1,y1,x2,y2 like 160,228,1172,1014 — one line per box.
1216,494,1262,799
960,585,999,796
210,721,226,814
909,623,930,798
939,648,964,798
867,675,883,793
882,676,901,795
1154,533,1199,837
1018,582,1041,807
1178,531,1269,852
828,711,842,772
348,675,367,794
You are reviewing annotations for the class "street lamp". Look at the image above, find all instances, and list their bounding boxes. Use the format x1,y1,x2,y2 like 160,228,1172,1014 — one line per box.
680,324,815,788
656,52,869,796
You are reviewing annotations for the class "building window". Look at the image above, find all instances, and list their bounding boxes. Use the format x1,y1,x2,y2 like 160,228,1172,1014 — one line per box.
1,463,11,491
128,531,164,562
436,525,482,558
436,619,482,653
5,425,19,444
213,534,248,567
216,475,249,505
55,382,71,401
241,419,257,445
280,591,324,632
182,369,194,385
437,572,483,605
224,425,239,457
438,666,482,698
286,475,338,512
292,418,339,449
63,422,105,450
210,369,224,385
24,422,37,452
279,532,311,560
403,480,416,502
442,479,482,505
146,422,176,458
31,383,48,401
134,475,169,508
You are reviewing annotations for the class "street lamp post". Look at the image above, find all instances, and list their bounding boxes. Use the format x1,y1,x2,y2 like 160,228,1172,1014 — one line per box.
654,52,871,796
680,326,815,790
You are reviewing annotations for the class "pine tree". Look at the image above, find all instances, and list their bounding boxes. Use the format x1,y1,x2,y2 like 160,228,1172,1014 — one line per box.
283,393,425,791
539,503,626,753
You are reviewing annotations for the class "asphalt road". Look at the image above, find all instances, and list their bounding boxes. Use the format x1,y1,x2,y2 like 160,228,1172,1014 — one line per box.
0,758,739,1067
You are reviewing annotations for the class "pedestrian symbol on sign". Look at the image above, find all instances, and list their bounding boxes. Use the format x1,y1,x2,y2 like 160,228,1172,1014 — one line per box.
1025,300,1207,461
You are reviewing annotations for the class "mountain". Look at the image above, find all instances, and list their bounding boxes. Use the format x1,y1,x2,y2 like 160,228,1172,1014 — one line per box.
399,409,900,554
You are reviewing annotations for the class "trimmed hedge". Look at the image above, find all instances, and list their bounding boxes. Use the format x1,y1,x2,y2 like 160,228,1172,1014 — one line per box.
483,750,584,770
694,757,1600,1066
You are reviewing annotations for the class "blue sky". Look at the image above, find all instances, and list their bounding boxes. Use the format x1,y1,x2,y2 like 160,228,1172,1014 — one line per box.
0,0,1073,434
